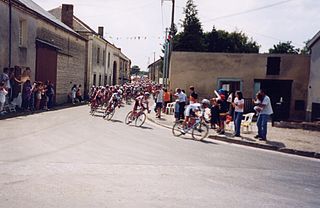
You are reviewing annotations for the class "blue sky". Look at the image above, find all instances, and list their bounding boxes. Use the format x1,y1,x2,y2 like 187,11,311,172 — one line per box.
33,0,320,70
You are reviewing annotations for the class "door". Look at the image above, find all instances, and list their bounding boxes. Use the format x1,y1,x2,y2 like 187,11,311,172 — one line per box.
255,79,293,120
112,61,117,85
36,42,57,90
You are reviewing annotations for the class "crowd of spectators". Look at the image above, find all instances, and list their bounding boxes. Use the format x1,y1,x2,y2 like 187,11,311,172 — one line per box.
0,66,55,115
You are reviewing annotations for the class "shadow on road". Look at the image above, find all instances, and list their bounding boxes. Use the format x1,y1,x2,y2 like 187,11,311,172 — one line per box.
138,126,153,130
109,119,123,123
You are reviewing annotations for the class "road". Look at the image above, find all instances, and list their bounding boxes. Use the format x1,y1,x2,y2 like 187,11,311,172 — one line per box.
0,105,319,208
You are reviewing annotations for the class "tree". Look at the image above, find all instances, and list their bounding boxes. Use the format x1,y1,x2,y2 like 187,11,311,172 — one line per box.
269,41,299,54
173,0,204,52
203,27,259,53
299,40,310,55
130,65,140,75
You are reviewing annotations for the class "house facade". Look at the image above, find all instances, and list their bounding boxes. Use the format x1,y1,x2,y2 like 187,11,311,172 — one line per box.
148,59,163,84
307,31,320,121
169,52,310,121
0,0,86,104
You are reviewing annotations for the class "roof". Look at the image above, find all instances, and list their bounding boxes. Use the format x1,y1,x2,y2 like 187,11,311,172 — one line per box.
307,30,320,48
148,59,162,68
14,0,82,38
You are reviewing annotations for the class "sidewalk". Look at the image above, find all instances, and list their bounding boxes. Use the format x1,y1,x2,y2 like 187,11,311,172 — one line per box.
147,110,320,159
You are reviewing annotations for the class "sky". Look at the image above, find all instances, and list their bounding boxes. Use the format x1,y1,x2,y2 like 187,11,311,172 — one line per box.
33,0,320,71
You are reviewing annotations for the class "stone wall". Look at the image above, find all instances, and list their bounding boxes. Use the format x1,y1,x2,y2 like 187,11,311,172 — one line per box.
36,20,86,104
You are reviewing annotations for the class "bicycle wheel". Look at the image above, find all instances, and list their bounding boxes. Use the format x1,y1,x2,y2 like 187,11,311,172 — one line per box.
105,107,115,121
125,111,134,125
172,121,183,137
90,106,96,116
192,122,209,141
135,112,146,127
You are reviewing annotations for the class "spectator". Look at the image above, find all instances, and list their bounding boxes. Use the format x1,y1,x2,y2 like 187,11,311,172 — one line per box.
46,81,54,109
189,86,198,104
174,99,180,122
232,91,244,137
76,84,83,103
210,98,220,129
155,85,164,119
0,68,11,103
175,88,187,120
22,80,32,111
71,84,77,104
35,82,42,110
163,88,171,113
217,94,229,135
0,82,8,115
255,90,273,141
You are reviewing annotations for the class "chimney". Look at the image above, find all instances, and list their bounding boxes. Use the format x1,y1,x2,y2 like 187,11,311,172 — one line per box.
61,4,74,29
98,26,104,38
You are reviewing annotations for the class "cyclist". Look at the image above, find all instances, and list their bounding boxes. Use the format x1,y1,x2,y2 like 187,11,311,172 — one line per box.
180,99,210,134
131,92,151,118
104,89,122,116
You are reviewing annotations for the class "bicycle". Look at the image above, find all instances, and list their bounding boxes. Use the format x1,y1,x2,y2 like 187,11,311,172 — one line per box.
125,107,148,127
172,113,209,141
103,101,117,121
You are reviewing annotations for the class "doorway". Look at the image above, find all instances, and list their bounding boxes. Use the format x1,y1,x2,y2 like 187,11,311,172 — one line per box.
255,79,293,120
112,61,117,85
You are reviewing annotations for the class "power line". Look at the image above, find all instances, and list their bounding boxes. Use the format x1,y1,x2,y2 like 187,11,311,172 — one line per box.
203,0,296,23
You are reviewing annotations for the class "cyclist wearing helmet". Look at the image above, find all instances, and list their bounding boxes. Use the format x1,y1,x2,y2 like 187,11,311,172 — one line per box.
132,92,151,116
105,89,122,115
181,99,210,134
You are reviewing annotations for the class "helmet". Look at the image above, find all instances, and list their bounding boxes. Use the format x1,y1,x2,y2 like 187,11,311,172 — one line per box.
118,90,123,94
144,92,150,97
201,99,210,105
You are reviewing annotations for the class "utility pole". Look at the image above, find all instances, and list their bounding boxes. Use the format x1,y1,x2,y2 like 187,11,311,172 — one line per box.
162,0,175,88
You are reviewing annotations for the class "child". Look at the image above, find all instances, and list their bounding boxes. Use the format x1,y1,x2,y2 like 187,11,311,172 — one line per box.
0,82,8,115
210,98,220,129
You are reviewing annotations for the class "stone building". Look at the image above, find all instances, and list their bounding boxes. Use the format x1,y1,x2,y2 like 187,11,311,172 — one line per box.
169,52,310,121
307,31,320,121
148,59,163,84
119,52,131,85
49,4,131,89
49,5,108,95
0,0,86,104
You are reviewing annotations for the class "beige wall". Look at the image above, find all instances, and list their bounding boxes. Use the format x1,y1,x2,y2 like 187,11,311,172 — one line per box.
169,52,310,120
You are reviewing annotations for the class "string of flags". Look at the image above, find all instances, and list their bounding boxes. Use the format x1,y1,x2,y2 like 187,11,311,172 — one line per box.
105,35,167,41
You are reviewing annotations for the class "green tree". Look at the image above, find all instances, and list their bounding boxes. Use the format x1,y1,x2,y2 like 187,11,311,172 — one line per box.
299,40,310,55
173,0,204,52
269,41,299,54
130,65,140,75
203,27,259,53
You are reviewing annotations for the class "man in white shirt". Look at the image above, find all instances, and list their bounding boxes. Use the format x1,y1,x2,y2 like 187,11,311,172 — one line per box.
255,89,273,141
175,88,187,120
155,85,164,118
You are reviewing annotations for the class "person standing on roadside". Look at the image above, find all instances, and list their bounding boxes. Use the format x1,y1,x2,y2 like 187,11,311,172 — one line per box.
155,85,164,118
255,89,273,141
189,86,198,104
175,88,187,120
163,88,171,113
232,91,244,137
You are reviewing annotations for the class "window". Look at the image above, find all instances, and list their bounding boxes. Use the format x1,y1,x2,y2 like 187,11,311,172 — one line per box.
267,57,281,75
97,47,100,64
103,50,106,65
295,100,305,111
218,79,242,93
99,74,102,86
107,52,111,68
93,74,96,86
104,76,108,86
19,19,27,47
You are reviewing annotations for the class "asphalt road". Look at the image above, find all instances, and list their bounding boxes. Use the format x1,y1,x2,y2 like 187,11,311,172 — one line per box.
0,105,319,208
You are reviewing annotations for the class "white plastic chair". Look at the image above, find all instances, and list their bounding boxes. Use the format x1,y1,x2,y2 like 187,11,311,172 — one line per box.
241,113,255,133
165,102,175,115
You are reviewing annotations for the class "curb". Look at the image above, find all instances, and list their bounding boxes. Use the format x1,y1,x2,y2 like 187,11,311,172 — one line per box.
147,116,320,160
0,102,88,120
